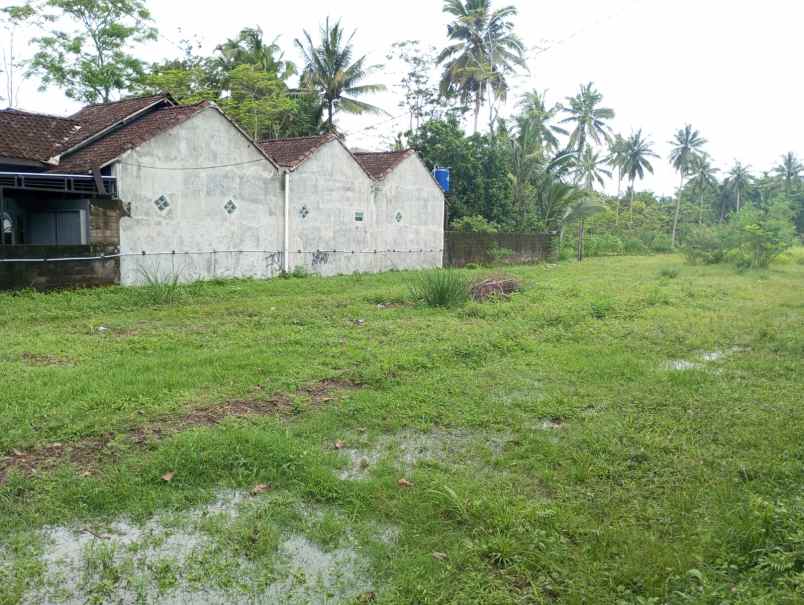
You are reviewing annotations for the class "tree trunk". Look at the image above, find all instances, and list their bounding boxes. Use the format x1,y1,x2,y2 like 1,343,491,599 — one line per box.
736,188,741,212
577,219,585,262
671,174,683,248
629,180,636,225
473,94,481,135
615,173,622,224
699,189,705,225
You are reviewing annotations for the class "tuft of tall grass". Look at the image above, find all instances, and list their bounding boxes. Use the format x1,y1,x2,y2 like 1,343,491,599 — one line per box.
409,269,470,308
136,267,185,306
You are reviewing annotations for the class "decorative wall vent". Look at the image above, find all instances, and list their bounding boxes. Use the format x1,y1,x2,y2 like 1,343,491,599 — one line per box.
154,195,170,212
355,211,365,222
395,211,403,223
299,205,310,219
224,199,237,215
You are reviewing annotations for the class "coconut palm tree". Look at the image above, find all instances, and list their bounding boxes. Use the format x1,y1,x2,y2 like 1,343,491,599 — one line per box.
622,130,658,223
573,147,612,260
669,125,707,247
606,134,628,222
774,152,803,194
726,162,753,213
217,27,296,81
560,82,615,158
516,90,567,154
437,0,526,134
295,18,386,132
687,155,719,224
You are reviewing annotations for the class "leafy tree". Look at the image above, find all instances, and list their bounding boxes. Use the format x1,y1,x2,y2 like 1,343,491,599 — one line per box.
387,40,443,131
560,82,614,158
577,147,612,192
726,161,753,213
669,124,707,246
687,155,719,224
774,152,802,194
295,18,386,132
29,0,157,103
437,0,526,134
622,130,658,223
218,65,296,140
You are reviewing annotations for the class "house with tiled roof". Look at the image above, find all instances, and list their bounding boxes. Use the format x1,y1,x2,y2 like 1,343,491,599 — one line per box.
353,150,445,271
1,94,444,289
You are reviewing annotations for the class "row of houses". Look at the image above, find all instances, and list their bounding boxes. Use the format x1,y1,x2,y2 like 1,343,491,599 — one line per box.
0,94,445,289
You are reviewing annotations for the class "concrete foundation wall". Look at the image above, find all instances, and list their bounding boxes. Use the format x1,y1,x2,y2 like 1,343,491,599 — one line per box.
373,155,445,271
115,108,283,285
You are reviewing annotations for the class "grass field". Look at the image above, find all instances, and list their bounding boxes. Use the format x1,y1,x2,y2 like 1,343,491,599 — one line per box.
1,253,803,604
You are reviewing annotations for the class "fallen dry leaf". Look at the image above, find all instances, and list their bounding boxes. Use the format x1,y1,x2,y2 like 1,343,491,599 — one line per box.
12,449,24,457
432,551,448,561
251,483,272,496
398,478,414,488
80,470,93,478
358,592,377,603
335,439,346,450
161,471,175,482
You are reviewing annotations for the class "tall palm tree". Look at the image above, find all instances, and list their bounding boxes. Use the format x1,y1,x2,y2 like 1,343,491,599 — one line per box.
669,125,707,246
577,147,612,193
517,90,567,154
607,133,628,222
687,155,719,224
217,27,296,81
560,82,615,159
437,0,526,134
573,147,612,261
622,130,658,223
295,18,386,132
774,152,803,194
726,162,753,213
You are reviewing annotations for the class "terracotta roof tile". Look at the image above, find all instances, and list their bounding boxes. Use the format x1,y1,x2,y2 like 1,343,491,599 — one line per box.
0,109,81,164
54,102,209,173
258,134,336,168
64,94,174,148
353,150,415,180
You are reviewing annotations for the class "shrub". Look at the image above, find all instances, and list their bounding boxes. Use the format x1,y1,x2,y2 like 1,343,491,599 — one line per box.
585,234,624,257
590,299,613,319
727,203,797,268
623,237,649,255
650,233,674,253
658,267,680,279
291,265,310,278
451,215,499,234
682,226,730,265
487,246,515,265
409,269,470,308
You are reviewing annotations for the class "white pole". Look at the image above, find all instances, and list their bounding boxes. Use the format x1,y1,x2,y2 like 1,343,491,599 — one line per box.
283,171,290,273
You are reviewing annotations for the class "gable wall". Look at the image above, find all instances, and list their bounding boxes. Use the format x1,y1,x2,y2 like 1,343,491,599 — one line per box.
374,155,445,270
288,140,375,276
114,108,283,284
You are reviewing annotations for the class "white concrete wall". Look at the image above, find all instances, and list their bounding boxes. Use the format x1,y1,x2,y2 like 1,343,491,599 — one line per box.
114,108,283,285
286,140,376,276
288,145,444,276
373,154,445,271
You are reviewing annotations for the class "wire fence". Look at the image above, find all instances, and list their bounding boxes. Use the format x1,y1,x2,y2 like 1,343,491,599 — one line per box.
0,248,445,263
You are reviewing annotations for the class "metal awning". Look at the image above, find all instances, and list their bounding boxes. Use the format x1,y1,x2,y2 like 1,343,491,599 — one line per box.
0,171,117,198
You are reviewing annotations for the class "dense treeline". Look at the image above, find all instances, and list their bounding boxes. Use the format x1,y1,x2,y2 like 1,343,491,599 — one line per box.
2,0,802,263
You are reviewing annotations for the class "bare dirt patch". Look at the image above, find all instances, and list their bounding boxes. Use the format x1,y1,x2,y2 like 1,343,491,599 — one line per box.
21,352,76,367
470,277,521,302
0,379,361,484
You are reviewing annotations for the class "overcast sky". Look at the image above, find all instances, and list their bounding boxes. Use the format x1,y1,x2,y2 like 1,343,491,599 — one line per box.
4,0,802,195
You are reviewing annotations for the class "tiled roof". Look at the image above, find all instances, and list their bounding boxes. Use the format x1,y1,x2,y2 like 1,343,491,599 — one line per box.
353,150,415,180
0,94,175,167
64,94,174,149
55,102,210,173
0,109,81,163
258,134,337,168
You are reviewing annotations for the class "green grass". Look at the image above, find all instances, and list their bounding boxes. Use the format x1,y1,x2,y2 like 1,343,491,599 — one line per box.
1,253,803,604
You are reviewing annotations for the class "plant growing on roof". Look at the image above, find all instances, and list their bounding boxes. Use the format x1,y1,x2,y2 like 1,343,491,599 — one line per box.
295,18,386,133
28,0,158,103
